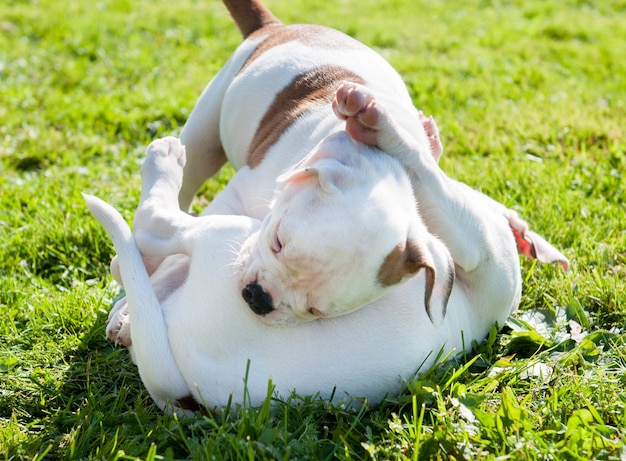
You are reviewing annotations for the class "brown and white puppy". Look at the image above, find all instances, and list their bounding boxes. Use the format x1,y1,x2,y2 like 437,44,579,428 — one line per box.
91,130,455,414
97,0,569,412
166,0,566,326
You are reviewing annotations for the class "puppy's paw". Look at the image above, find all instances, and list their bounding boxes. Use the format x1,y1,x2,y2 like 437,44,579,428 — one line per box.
146,136,186,168
141,136,186,190
333,83,443,168
106,297,132,347
332,82,381,146
418,111,443,162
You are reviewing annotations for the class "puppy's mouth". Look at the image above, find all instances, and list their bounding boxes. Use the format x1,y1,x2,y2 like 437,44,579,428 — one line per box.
308,307,324,317
242,282,326,322
242,282,274,316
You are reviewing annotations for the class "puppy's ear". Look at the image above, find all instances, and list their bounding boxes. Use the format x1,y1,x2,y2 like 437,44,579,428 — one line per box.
277,160,352,194
277,166,336,193
278,144,331,181
277,165,319,185
507,211,570,270
278,145,326,187
377,235,454,327
420,237,455,327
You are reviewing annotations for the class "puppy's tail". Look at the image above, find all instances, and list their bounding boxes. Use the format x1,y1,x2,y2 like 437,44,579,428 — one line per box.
223,0,282,38
83,193,189,403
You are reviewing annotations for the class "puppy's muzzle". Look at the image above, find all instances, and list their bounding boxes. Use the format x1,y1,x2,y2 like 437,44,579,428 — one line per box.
242,283,274,316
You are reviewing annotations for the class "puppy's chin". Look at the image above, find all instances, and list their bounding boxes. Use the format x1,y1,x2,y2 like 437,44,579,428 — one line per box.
254,305,317,327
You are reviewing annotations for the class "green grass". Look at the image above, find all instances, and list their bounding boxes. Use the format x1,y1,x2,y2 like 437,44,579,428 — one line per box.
1,0,625,458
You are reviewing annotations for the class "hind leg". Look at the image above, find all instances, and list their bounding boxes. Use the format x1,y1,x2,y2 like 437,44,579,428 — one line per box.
133,137,198,257
107,137,194,346
107,252,191,346
178,69,235,212
107,294,132,346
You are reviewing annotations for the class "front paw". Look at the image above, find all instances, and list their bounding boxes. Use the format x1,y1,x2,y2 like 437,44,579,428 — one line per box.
333,83,442,166
332,82,382,146
418,111,443,162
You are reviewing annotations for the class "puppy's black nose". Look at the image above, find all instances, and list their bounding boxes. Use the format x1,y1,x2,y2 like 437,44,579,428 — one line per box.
242,283,274,316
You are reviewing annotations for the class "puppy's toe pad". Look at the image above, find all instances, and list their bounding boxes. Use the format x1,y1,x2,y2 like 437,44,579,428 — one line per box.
106,307,132,347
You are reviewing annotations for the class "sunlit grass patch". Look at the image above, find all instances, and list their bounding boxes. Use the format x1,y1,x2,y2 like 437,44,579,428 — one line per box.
1,0,625,459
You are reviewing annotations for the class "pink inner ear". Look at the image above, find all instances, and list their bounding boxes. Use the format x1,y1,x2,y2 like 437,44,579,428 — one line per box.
277,167,319,185
512,228,570,271
513,228,536,259
277,145,333,185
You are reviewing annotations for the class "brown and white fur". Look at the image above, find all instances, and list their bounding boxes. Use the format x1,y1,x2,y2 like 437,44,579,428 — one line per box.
94,0,569,413
174,0,567,325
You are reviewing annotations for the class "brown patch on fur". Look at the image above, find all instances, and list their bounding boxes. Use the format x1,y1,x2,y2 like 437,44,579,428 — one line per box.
378,240,430,287
241,24,361,74
247,65,365,168
223,0,282,38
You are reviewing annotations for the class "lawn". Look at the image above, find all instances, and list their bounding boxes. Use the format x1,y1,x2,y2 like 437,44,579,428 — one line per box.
1,0,625,459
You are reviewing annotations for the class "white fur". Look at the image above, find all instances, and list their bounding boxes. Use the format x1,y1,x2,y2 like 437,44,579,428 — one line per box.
92,2,568,412
89,135,516,412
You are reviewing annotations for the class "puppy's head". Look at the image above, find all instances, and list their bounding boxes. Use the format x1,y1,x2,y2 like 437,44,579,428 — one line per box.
237,132,454,326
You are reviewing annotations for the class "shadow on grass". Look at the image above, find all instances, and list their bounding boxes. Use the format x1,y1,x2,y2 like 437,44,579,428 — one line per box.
5,306,420,460
4,309,191,459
